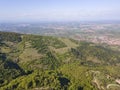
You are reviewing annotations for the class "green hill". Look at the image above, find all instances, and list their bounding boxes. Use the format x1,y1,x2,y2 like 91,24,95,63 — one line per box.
0,53,24,87
0,31,120,90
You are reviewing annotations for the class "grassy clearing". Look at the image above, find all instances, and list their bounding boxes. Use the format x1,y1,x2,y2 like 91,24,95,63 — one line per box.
49,46,70,54
1,47,11,53
59,38,78,48
18,40,42,63
19,48,42,62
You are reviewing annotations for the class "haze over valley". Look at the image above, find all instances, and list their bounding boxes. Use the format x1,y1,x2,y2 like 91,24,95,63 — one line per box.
1,22,120,46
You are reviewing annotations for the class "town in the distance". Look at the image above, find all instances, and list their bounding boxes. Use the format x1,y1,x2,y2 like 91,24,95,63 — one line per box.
1,21,120,47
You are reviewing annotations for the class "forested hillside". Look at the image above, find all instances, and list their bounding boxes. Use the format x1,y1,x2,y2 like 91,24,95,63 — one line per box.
0,31,120,90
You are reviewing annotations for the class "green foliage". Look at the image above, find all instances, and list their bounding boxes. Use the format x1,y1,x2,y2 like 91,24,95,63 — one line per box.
59,64,96,90
31,36,67,52
0,53,24,87
0,31,22,42
20,51,61,70
0,70,70,90
71,42,120,65
40,51,61,69
0,31,120,90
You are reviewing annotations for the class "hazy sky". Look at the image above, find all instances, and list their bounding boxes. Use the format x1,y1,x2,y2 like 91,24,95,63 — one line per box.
0,0,120,22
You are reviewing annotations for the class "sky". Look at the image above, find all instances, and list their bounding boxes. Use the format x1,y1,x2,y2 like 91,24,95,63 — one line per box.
0,0,120,22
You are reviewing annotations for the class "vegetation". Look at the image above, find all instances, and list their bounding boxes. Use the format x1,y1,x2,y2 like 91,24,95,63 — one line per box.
0,53,24,87
71,42,120,65
0,31,120,90
0,31,22,42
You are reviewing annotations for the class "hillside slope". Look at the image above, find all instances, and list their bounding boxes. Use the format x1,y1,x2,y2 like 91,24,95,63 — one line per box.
0,31,120,90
